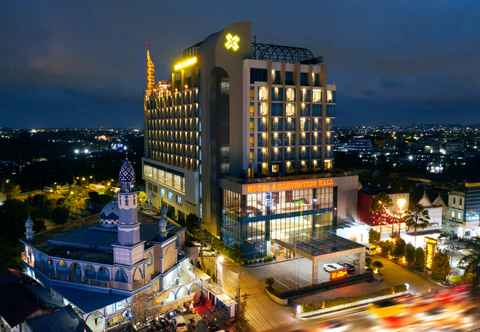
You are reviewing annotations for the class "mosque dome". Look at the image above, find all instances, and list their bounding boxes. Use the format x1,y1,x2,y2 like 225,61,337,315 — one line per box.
99,201,120,227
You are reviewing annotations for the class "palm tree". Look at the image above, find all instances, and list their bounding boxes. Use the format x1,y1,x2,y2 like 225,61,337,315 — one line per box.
459,238,480,287
403,204,430,247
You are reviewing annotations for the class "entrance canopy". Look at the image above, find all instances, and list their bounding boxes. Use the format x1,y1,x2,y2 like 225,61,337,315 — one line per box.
274,233,366,284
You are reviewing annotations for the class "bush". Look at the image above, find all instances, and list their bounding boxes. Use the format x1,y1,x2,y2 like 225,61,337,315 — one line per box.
378,241,393,257
414,247,425,272
392,238,406,260
405,244,416,267
431,251,450,281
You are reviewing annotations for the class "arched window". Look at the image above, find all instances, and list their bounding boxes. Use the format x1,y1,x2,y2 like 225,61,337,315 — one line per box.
115,268,128,283
98,267,110,281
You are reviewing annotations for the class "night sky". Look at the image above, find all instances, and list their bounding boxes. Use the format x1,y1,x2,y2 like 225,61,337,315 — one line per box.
2,0,480,128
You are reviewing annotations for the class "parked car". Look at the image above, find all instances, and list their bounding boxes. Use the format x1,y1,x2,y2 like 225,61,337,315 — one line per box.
339,262,355,273
323,263,345,273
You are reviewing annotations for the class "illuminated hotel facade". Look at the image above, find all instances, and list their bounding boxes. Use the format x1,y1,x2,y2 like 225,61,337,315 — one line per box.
143,22,358,257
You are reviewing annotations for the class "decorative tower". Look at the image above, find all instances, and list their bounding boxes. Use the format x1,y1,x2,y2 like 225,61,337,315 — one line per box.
113,159,144,266
25,215,34,241
145,49,156,97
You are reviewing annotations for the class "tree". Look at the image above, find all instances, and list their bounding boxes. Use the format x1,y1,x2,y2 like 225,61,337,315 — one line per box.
4,182,21,200
369,228,380,244
405,243,416,268
404,204,430,247
378,241,393,258
371,260,384,274
52,206,70,225
392,238,406,261
415,247,426,272
431,251,450,282
459,238,480,287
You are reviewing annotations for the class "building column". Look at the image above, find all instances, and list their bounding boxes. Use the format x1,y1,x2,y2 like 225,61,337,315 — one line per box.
312,258,319,284
358,250,366,273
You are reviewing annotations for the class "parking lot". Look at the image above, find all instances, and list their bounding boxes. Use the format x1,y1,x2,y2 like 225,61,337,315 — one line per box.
247,255,361,290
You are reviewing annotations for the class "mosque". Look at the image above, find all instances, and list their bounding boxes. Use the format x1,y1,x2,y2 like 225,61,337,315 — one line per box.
20,159,223,331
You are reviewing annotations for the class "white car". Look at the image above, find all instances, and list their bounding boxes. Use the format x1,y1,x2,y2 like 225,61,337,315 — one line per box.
323,263,345,273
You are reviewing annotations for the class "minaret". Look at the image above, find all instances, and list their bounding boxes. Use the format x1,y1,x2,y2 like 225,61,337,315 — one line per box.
25,215,34,241
113,159,144,266
117,159,140,244
145,49,156,97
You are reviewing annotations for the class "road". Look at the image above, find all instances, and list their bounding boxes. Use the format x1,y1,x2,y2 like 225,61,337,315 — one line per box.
203,255,439,331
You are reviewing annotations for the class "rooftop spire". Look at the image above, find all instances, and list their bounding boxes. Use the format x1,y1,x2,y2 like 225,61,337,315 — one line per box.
146,49,156,96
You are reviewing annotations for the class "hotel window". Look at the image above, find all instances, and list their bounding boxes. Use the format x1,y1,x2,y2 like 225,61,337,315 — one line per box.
250,68,268,84
273,70,282,84
314,73,321,86
271,103,283,116
271,87,284,101
300,72,309,86
312,88,322,103
285,71,294,85
286,103,295,117
286,88,295,102
260,102,269,116
327,90,334,103
258,86,268,101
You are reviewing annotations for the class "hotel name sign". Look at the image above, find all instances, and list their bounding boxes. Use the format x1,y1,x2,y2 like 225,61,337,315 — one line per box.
244,178,334,194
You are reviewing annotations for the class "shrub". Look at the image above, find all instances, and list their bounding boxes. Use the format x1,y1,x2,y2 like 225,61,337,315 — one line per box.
414,247,425,272
405,244,416,267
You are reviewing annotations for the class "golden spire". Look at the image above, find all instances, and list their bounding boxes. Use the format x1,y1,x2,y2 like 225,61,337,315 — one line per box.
146,49,156,96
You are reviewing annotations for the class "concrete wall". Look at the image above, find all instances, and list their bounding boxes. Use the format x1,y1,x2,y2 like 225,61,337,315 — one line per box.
334,175,360,221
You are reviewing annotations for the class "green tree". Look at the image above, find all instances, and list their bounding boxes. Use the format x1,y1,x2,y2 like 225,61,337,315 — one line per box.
378,241,393,257
414,247,426,272
404,204,430,247
369,228,381,244
431,251,450,282
405,243,416,267
459,239,480,287
392,238,406,260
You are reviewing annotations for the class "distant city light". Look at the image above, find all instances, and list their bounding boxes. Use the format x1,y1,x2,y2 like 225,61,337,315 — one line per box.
74,149,80,154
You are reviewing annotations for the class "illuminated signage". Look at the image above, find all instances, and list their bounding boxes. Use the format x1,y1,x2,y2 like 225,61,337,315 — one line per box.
173,56,198,71
330,269,348,281
244,178,334,194
224,33,240,52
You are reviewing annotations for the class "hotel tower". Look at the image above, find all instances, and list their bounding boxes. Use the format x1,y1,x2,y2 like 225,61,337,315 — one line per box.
143,22,358,258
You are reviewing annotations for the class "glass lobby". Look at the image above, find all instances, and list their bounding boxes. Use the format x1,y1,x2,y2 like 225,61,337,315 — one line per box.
222,186,335,258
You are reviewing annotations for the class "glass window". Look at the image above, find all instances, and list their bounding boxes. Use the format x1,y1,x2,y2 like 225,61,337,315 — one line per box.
285,71,294,85
250,68,268,84
312,88,322,103
260,102,268,116
271,103,283,116
286,88,295,102
285,103,295,116
300,72,309,86
271,87,284,101
258,86,268,101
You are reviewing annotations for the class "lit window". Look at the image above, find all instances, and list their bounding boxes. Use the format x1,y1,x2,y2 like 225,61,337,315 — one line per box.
260,102,268,116
286,88,295,102
168,191,174,200
313,88,322,103
259,86,268,101
286,103,295,116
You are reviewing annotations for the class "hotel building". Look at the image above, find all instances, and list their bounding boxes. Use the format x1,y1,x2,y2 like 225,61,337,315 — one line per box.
144,22,359,258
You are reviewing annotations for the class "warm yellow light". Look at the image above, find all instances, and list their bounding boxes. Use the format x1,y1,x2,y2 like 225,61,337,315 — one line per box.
396,198,407,210
224,33,240,51
173,56,198,71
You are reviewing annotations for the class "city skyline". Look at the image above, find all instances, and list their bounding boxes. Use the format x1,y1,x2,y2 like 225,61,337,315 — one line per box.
2,0,480,128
